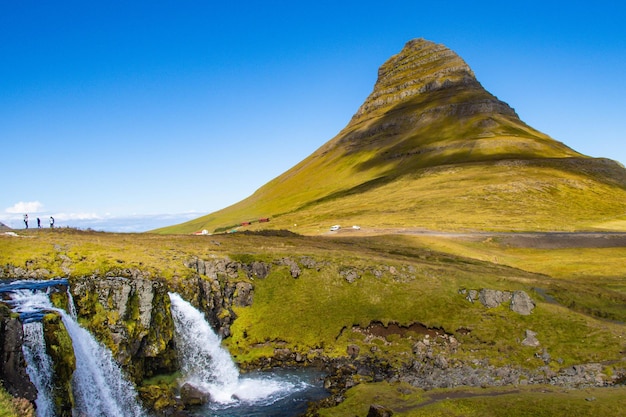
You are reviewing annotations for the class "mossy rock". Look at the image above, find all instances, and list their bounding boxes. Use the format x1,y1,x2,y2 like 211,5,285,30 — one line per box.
42,313,75,417
138,373,183,415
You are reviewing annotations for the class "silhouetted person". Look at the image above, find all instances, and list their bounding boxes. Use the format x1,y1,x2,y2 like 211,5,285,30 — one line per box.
24,214,28,229
37,217,41,228
49,216,54,228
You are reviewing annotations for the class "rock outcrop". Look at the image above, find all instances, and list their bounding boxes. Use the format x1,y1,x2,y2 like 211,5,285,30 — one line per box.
70,273,177,382
180,382,210,406
461,288,535,315
0,306,37,401
510,290,536,315
1,254,622,416
351,39,515,123
368,404,394,417
178,256,259,338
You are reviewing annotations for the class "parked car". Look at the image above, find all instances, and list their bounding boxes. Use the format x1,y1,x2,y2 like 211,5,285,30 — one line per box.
330,225,341,231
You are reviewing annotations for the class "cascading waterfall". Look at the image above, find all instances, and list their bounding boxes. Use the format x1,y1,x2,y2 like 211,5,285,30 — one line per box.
168,292,310,407
22,321,55,417
168,292,239,393
5,288,58,417
0,280,147,417
65,285,77,319
60,308,147,417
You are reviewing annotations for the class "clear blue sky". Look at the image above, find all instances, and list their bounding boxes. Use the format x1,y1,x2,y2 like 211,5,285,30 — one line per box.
2,1,625,231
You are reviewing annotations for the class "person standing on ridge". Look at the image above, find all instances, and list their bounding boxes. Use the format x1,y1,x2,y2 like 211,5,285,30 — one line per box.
23,214,28,229
37,217,41,228
49,216,54,228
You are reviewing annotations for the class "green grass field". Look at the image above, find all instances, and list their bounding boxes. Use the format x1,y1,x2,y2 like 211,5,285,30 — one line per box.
318,383,626,417
1,228,625,415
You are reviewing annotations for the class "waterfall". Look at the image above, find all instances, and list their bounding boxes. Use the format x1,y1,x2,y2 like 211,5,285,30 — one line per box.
0,280,147,417
65,285,77,319
169,292,299,405
169,292,239,402
59,309,147,417
22,321,55,417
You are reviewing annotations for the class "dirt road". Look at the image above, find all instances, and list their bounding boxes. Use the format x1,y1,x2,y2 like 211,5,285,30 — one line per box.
333,227,626,248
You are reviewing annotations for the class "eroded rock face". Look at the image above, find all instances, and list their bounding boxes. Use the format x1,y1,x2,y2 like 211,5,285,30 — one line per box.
0,311,37,401
353,40,479,119
178,257,251,338
70,274,177,382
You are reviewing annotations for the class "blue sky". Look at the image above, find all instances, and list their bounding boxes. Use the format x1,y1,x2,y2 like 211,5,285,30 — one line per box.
2,1,625,232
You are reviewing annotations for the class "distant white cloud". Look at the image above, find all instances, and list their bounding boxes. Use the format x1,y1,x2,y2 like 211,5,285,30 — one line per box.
53,212,101,221
5,201,44,214
59,213,202,232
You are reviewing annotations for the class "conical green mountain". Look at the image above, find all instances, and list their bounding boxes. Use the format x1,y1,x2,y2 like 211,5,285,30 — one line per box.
157,39,626,234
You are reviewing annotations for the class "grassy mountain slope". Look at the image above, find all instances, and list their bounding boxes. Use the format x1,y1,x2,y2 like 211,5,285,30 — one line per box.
156,39,626,234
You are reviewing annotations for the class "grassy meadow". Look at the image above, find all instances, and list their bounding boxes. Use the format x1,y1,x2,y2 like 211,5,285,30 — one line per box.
319,382,626,417
1,227,625,415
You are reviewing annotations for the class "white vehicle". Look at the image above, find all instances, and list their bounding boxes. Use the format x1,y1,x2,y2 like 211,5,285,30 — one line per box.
352,225,361,230
330,225,341,231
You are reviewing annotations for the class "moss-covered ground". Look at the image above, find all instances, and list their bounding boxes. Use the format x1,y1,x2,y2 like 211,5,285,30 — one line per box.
318,382,626,417
0,388,34,417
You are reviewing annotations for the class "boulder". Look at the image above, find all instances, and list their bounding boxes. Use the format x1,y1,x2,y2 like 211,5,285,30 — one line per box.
233,282,254,307
279,258,302,278
273,348,293,361
180,382,210,406
521,329,540,347
510,291,535,315
340,268,360,283
347,344,360,359
466,289,479,302
478,289,511,308
300,256,323,270
368,404,393,417
251,261,270,279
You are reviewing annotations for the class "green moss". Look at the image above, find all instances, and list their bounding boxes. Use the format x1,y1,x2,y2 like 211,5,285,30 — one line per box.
138,371,182,413
137,384,180,413
42,313,75,417
0,386,34,417
77,302,117,355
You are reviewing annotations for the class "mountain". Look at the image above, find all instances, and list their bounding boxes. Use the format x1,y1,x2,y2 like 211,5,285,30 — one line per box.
157,38,626,234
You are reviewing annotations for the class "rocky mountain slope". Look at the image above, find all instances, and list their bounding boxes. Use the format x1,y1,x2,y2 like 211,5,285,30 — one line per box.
159,38,626,233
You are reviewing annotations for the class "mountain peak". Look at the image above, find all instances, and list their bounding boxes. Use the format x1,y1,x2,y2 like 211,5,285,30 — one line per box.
331,38,574,164
157,39,626,235
352,38,481,121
